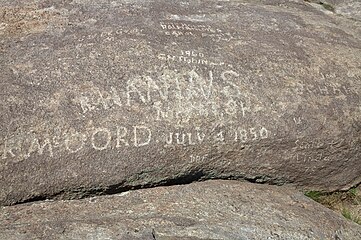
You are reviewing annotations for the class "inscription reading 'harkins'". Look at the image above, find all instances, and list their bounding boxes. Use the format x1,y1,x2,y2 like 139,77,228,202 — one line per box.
75,69,255,123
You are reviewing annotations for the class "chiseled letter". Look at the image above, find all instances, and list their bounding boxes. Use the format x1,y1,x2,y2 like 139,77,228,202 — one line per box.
27,137,53,158
91,128,112,151
133,126,151,147
116,126,129,147
2,140,19,159
126,78,147,106
65,132,85,153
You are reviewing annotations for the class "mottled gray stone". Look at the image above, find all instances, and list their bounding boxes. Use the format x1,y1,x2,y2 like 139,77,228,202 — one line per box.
317,0,361,21
0,180,360,240
0,0,360,205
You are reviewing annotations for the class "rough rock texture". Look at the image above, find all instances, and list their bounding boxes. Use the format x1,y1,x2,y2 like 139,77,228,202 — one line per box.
0,0,360,205
0,180,360,240
321,0,361,21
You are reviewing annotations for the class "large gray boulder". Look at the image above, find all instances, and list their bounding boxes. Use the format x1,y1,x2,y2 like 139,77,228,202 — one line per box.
0,180,360,240
0,0,360,205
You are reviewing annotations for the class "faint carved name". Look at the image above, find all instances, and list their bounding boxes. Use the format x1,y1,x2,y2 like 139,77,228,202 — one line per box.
158,50,225,66
160,21,241,42
74,69,256,123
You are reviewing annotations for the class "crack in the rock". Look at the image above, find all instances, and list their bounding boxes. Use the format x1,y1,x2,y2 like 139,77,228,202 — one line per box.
151,229,157,240
304,0,335,12
7,172,361,207
12,172,290,206
304,1,361,24
13,160,361,207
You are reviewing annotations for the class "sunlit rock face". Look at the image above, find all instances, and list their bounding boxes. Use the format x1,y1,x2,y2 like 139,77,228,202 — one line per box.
0,0,360,205
0,181,361,240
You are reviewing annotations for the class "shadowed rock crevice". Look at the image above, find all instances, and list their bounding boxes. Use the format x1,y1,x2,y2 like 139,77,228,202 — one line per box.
17,172,290,206
1,181,360,239
305,0,335,12
304,0,361,22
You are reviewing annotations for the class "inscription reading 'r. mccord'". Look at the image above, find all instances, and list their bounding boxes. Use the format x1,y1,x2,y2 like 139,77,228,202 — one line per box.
1,125,270,163
1,125,152,162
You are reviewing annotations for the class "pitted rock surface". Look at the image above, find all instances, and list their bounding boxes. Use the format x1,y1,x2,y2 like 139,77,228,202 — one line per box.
0,0,360,205
317,0,361,21
0,180,361,240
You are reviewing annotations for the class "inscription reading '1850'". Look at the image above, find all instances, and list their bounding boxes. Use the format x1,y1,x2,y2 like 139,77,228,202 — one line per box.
1,125,270,162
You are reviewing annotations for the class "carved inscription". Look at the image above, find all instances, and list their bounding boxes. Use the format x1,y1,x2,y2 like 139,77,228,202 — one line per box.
291,81,354,97
190,154,209,163
1,125,152,162
158,50,225,66
292,139,345,167
75,69,256,123
165,126,269,146
160,21,218,33
234,127,269,143
1,125,270,163
77,27,145,43
160,21,241,42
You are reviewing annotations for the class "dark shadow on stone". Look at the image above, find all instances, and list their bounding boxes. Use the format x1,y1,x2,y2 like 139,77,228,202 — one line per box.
304,0,335,12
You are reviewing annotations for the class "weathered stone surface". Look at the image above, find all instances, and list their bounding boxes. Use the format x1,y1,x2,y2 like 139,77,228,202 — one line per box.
318,0,361,21
0,0,360,205
0,180,360,240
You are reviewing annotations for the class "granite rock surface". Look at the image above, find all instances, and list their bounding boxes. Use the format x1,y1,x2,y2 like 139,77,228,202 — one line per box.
1,180,361,240
0,0,360,205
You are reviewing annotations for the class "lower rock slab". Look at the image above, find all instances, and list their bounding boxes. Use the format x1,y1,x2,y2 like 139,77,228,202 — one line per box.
0,180,360,240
